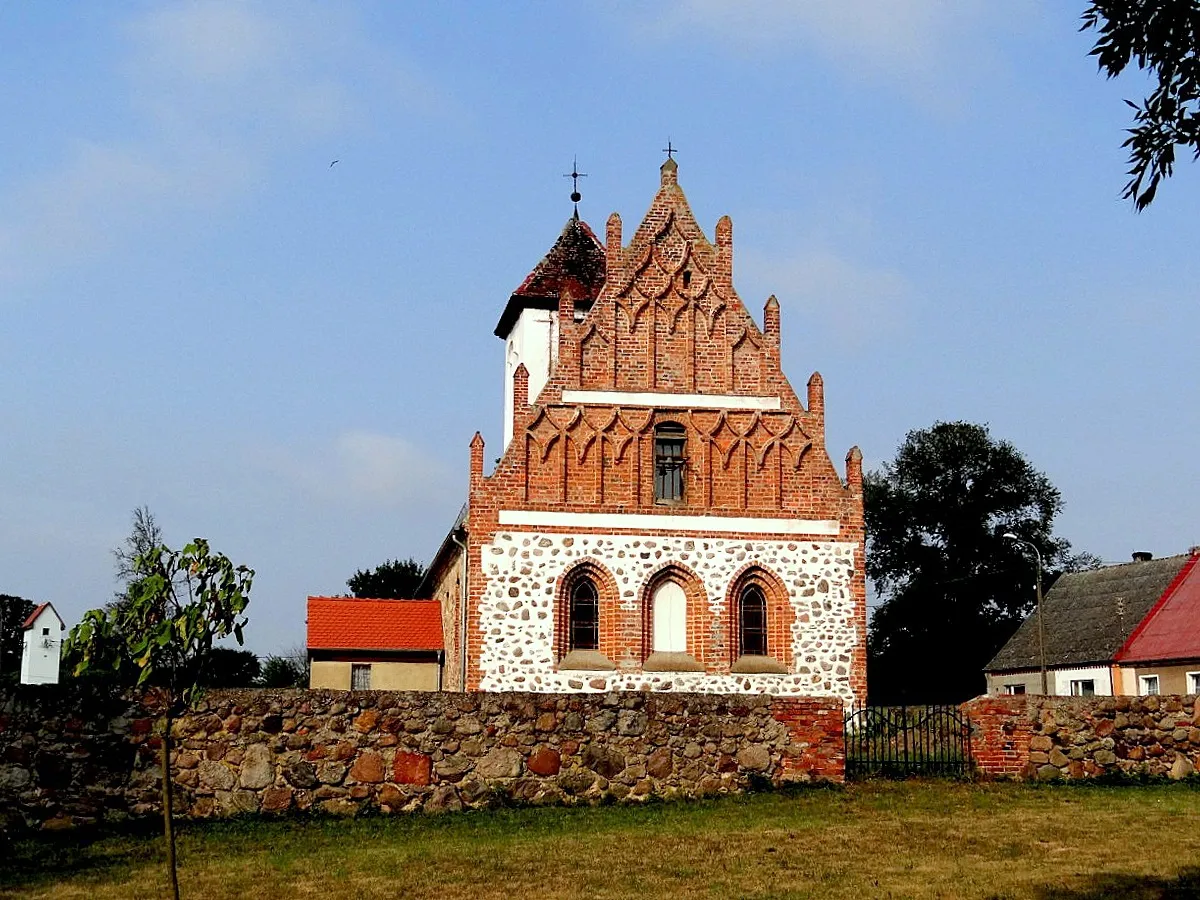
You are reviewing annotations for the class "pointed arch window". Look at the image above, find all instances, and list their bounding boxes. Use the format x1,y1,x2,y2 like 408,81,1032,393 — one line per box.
651,579,688,653
569,577,599,651
738,584,767,657
654,422,686,503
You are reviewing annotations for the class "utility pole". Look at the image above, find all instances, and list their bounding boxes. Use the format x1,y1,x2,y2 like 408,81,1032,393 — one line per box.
1004,533,1048,695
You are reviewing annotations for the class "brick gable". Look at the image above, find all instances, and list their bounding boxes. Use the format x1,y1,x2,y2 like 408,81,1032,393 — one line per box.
456,158,866,701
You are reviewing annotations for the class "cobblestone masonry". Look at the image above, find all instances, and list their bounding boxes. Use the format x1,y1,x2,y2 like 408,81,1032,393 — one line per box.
479,531,858,699
965,694,1200,780
0,686,843,832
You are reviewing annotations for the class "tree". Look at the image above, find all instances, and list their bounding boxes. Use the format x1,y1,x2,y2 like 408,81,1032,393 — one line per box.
109,505,166,612
0,594,37,681
66,539,253,900
1082,1,1200,209
347,557,427,599
200,647,261,688
259,646,308,688
865,422,1095,705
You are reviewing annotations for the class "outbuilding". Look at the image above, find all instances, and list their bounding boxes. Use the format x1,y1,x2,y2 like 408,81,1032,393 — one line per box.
20,602,64,685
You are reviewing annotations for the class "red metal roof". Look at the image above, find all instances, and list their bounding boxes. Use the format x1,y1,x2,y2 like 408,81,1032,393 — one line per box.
306,597,443,652
1117,552,1200,663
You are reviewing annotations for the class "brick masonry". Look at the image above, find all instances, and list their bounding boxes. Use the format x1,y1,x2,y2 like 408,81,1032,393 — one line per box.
0,685,844,832
964,694,1200,780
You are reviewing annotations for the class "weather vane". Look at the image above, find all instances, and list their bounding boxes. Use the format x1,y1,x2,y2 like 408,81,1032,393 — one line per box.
663,139,677,160
564,156,587,214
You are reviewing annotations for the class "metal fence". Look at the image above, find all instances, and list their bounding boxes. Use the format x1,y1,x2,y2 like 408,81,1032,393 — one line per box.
844,704,972,780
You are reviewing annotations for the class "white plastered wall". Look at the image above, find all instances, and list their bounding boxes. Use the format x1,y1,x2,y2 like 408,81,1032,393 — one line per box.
477,530,860,701
1052,665,1114,697
503,308,557,448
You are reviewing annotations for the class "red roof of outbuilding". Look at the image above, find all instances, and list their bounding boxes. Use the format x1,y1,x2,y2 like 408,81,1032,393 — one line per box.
1117,551,1200,663
22,602,63,630
306,597,443,652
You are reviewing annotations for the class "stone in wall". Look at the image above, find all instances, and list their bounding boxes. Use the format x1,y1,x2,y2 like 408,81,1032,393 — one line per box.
478,531,858,699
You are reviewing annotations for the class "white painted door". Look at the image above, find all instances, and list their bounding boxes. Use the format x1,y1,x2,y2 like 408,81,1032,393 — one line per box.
652,581,687,652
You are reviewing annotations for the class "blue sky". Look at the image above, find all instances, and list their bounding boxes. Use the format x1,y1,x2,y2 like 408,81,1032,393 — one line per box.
2,2,1196,656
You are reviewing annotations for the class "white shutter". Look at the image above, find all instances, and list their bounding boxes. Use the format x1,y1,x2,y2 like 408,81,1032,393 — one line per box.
652,581,687,652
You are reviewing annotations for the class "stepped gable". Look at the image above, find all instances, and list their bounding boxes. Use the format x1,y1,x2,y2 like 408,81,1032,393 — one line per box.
487,158,850,518
538,157,806,404
494,215,606,338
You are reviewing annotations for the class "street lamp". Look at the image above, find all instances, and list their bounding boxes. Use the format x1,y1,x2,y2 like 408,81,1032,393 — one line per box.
1004,533,1048,695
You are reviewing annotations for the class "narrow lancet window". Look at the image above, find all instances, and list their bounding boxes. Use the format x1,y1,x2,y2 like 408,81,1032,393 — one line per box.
654,422,686,503
739,585,767,657
569,577,599,651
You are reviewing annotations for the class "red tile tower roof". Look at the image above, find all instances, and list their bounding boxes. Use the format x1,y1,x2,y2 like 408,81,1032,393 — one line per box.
493,215,606,338
1116,550,1200,663
306,597,443,651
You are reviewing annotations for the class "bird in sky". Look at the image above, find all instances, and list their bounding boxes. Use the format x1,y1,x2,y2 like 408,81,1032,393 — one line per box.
330,159,339,168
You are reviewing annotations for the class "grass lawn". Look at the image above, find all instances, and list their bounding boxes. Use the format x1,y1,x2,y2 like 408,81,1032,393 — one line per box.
4,781,1200,899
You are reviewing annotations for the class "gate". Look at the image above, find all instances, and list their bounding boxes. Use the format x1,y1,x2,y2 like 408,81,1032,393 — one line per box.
844,705,972,780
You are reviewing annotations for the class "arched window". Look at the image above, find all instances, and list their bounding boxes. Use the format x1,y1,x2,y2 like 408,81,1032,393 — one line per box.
738,584,767,656
654,422,686,503
569,577,599,651
651,580,687,652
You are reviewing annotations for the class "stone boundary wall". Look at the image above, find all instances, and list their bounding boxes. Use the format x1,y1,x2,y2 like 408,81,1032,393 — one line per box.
964,694,1200,781
0,686,843,832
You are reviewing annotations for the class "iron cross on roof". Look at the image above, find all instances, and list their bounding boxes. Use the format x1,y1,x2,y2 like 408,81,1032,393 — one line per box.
564,156,587,211
663,140,677,160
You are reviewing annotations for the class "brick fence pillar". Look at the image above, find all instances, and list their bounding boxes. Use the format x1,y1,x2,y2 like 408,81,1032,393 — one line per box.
961,696,1033,780
770,697,846,784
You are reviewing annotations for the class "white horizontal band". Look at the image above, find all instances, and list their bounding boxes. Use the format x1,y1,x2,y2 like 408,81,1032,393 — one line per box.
560,390,781,410
497,509,840,536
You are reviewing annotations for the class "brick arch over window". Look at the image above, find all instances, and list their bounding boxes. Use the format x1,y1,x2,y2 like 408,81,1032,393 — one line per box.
638,562,710,664
554,559,620,662
725,564,793,668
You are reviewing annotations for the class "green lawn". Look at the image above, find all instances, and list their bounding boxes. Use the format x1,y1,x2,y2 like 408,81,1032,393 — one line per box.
5,782,1200,899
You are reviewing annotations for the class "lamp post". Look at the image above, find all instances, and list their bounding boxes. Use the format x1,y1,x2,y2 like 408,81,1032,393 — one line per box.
1004,533,1048,695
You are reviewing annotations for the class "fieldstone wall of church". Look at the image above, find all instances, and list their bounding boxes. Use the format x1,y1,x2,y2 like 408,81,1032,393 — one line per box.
0,685,844,832
478,530,859,701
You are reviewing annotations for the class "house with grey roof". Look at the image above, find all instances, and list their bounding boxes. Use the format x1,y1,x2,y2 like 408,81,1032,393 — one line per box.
984,550,1199,697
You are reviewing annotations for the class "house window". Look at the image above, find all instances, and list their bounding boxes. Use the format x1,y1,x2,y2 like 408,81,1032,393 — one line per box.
738,585,767,656
654,422,686,503
351,664,371,691
569,577,599,651
42,627,50,636
1188,672,1200,695
1070,679,1095,697
1004,684,1026,695
1140,674,1160,696
651,580,687,653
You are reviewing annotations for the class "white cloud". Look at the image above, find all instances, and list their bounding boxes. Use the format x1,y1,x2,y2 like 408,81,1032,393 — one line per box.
741,245,912,345
255,431,455,509
0,2,437,289
627,0,1029,95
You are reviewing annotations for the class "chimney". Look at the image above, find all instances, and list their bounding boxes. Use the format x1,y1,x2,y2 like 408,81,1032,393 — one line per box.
1132,551,1153,563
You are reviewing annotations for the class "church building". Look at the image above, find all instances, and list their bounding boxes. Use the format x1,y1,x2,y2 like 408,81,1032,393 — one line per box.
416,156,866,703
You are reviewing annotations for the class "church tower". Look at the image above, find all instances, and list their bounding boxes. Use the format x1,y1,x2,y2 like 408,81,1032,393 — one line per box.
427,156,866,703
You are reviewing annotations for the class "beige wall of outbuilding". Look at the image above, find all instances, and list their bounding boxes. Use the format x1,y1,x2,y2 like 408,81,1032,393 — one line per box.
309,660,440,691
1121,663,1200,696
